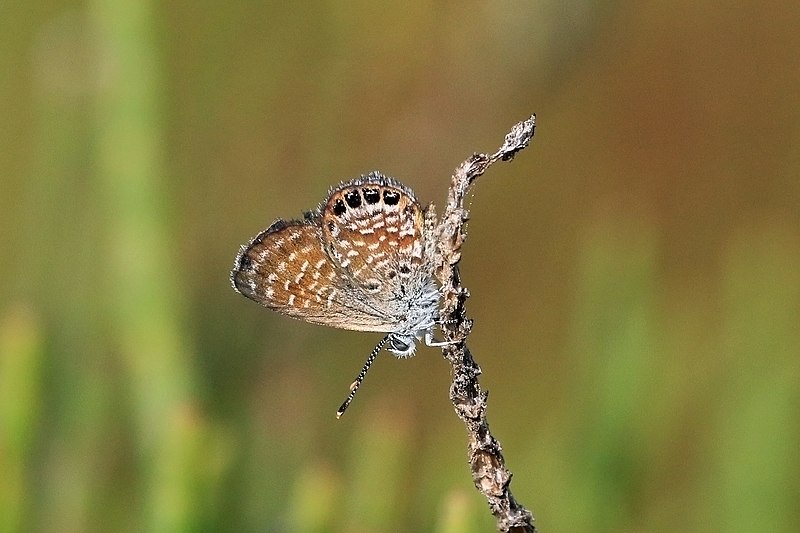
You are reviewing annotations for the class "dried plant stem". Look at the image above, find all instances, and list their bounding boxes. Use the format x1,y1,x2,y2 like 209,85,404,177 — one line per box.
434,115,537,533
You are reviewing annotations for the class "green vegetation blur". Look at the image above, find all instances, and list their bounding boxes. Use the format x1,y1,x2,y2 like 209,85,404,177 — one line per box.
2,2,798,532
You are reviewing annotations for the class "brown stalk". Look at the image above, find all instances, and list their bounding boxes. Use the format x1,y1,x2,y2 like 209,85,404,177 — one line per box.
434,115,537,532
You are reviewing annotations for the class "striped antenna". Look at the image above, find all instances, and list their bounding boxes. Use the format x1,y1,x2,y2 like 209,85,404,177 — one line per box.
336,335,389,419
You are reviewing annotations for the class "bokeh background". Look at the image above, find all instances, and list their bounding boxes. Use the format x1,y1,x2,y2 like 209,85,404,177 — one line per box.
2,1,799,532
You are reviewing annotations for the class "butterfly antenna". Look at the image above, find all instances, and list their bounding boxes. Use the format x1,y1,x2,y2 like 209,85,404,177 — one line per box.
336,335,389,419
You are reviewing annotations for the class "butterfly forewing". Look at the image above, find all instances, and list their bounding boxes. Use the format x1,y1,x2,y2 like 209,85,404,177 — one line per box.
231,219,391,331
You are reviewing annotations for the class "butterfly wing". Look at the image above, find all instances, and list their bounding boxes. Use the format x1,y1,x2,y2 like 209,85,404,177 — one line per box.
321,177,432,301
318,175,440,336
231,219,395,331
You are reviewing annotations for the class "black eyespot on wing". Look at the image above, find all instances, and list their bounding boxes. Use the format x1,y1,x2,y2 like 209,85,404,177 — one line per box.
398,264,411,274
344,190,362,208
383,190,400,205
327,221,335,231
333,199,346,216
363,187,380,204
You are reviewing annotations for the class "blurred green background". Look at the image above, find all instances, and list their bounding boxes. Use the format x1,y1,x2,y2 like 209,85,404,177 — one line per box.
2,1,799,532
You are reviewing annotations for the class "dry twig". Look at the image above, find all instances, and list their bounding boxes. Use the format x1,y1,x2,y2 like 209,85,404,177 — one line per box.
434,115,537,532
